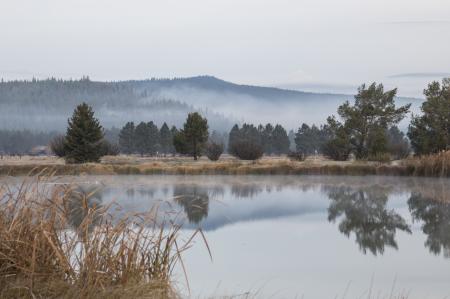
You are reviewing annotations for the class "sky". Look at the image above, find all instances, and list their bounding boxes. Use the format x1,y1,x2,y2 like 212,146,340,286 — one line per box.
1,0,450,97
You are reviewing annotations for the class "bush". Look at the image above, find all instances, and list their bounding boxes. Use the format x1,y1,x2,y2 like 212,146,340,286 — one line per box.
322,139,351,161
287,151,305,161
49,135,66,157
230,140,263,160
206,142,224,161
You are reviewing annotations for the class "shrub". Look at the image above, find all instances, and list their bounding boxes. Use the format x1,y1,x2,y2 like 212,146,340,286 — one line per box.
230,140,263,160
49,135,66,157
322,139,351,161
206,142,224,161
287,151,305,161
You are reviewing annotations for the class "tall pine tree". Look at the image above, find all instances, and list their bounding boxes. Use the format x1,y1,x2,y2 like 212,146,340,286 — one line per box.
119,122,135,154
174,113,209,160
159,122,172,156
64,103,104,163
134,122,151,156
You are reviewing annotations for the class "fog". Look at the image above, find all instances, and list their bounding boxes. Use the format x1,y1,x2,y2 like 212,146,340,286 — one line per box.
1,0,450,98
0,77,422,134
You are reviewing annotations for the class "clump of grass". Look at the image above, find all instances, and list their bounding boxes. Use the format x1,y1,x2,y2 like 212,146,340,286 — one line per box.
0,173,205,298
403,150,450,177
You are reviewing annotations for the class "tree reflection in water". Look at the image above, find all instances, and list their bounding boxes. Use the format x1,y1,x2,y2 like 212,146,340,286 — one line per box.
173,185,215,224
64,185,103,231
408,193,450,258
326,186,411,255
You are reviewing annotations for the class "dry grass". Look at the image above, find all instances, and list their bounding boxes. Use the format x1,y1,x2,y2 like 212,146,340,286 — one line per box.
0,171,206,298
0,153,449,177
403,150,450,177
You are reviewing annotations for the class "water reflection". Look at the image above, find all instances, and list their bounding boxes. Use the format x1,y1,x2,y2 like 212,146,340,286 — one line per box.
408,193,450,258
50,175,450,258
64,185,103,231
173,185,211,224
326,185,411,255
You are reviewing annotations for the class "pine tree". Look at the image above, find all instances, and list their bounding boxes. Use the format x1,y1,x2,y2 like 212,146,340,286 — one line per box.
261,123,274,154
408,79,450,154
272,124,290,154
64,103,104,163
147,121,160,155
335,83,410,159
119,122,135,154
134,122,151,156
174,112,209,160
169,126,178,155
159,122,172,156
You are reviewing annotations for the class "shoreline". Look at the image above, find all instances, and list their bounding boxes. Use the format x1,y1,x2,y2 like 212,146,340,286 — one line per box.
0,153,447,177
0,160,434,177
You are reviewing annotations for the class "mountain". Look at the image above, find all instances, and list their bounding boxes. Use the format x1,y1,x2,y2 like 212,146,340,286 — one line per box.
0,76,422,132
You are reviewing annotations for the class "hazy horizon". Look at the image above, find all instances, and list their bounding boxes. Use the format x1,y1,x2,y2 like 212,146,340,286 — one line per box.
1,0,450,97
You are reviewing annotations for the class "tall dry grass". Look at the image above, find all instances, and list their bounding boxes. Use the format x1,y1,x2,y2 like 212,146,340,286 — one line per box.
0,172,207,298
404,150,450,177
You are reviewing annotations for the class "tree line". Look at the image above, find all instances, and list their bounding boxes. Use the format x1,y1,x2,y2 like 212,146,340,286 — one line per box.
50,79,449,163
295,80,449,161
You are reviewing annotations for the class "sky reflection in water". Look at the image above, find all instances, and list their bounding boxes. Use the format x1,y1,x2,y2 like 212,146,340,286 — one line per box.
59,175,450,298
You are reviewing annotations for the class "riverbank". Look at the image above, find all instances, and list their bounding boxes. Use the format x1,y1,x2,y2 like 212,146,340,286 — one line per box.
0,152,448,177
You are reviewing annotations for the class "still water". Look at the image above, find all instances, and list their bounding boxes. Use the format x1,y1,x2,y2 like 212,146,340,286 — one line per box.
40,176,450,298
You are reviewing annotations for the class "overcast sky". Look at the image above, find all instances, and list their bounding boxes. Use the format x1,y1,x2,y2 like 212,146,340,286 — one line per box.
1,0,450,97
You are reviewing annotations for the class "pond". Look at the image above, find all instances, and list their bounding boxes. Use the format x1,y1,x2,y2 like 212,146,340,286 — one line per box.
27,175,450,298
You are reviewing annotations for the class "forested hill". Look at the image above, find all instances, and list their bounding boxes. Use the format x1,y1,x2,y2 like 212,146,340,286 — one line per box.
0,76,420,132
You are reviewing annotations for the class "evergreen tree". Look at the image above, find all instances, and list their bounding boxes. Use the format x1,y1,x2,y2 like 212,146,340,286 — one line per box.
174,112,209,160
272,124,290,154
228,124,240,153
228,123,264,160
64,102,104,163
119,122,135,154
261,123,274,154
147,121,160,155
169,126,178,155
159,122,172,156
295,124,323,155
335,83,410,159
134,121,151,156
321,116,352,161
408,79,450,155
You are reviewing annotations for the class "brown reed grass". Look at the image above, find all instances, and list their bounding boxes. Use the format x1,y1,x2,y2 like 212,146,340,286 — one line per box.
0,153,449,177
0,172,206,298
403,150,450,177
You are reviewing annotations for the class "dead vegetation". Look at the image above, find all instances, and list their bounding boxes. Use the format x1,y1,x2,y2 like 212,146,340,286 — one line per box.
0,153,449,177
0,171,206,298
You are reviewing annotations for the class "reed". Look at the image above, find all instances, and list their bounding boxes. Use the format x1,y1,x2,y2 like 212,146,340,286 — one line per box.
1,153,449,177
403,150,450,177
0,172,204,298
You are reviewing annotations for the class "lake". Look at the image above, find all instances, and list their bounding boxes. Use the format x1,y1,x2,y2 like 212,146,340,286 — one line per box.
20,175,450,298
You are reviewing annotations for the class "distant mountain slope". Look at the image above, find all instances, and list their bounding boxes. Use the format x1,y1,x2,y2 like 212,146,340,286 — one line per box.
127,76,348,101
0,76,422,131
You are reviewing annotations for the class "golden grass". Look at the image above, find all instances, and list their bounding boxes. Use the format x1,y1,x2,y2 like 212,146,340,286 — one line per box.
0,172,205,298
402,150,450,177
0,153,449,177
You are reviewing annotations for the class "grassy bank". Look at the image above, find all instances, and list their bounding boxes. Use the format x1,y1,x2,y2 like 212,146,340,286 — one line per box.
0,152,449,177
0,174,203,298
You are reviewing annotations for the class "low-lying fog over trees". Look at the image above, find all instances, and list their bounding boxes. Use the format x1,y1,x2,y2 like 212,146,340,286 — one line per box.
0,76,420,133
0,76,447,160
